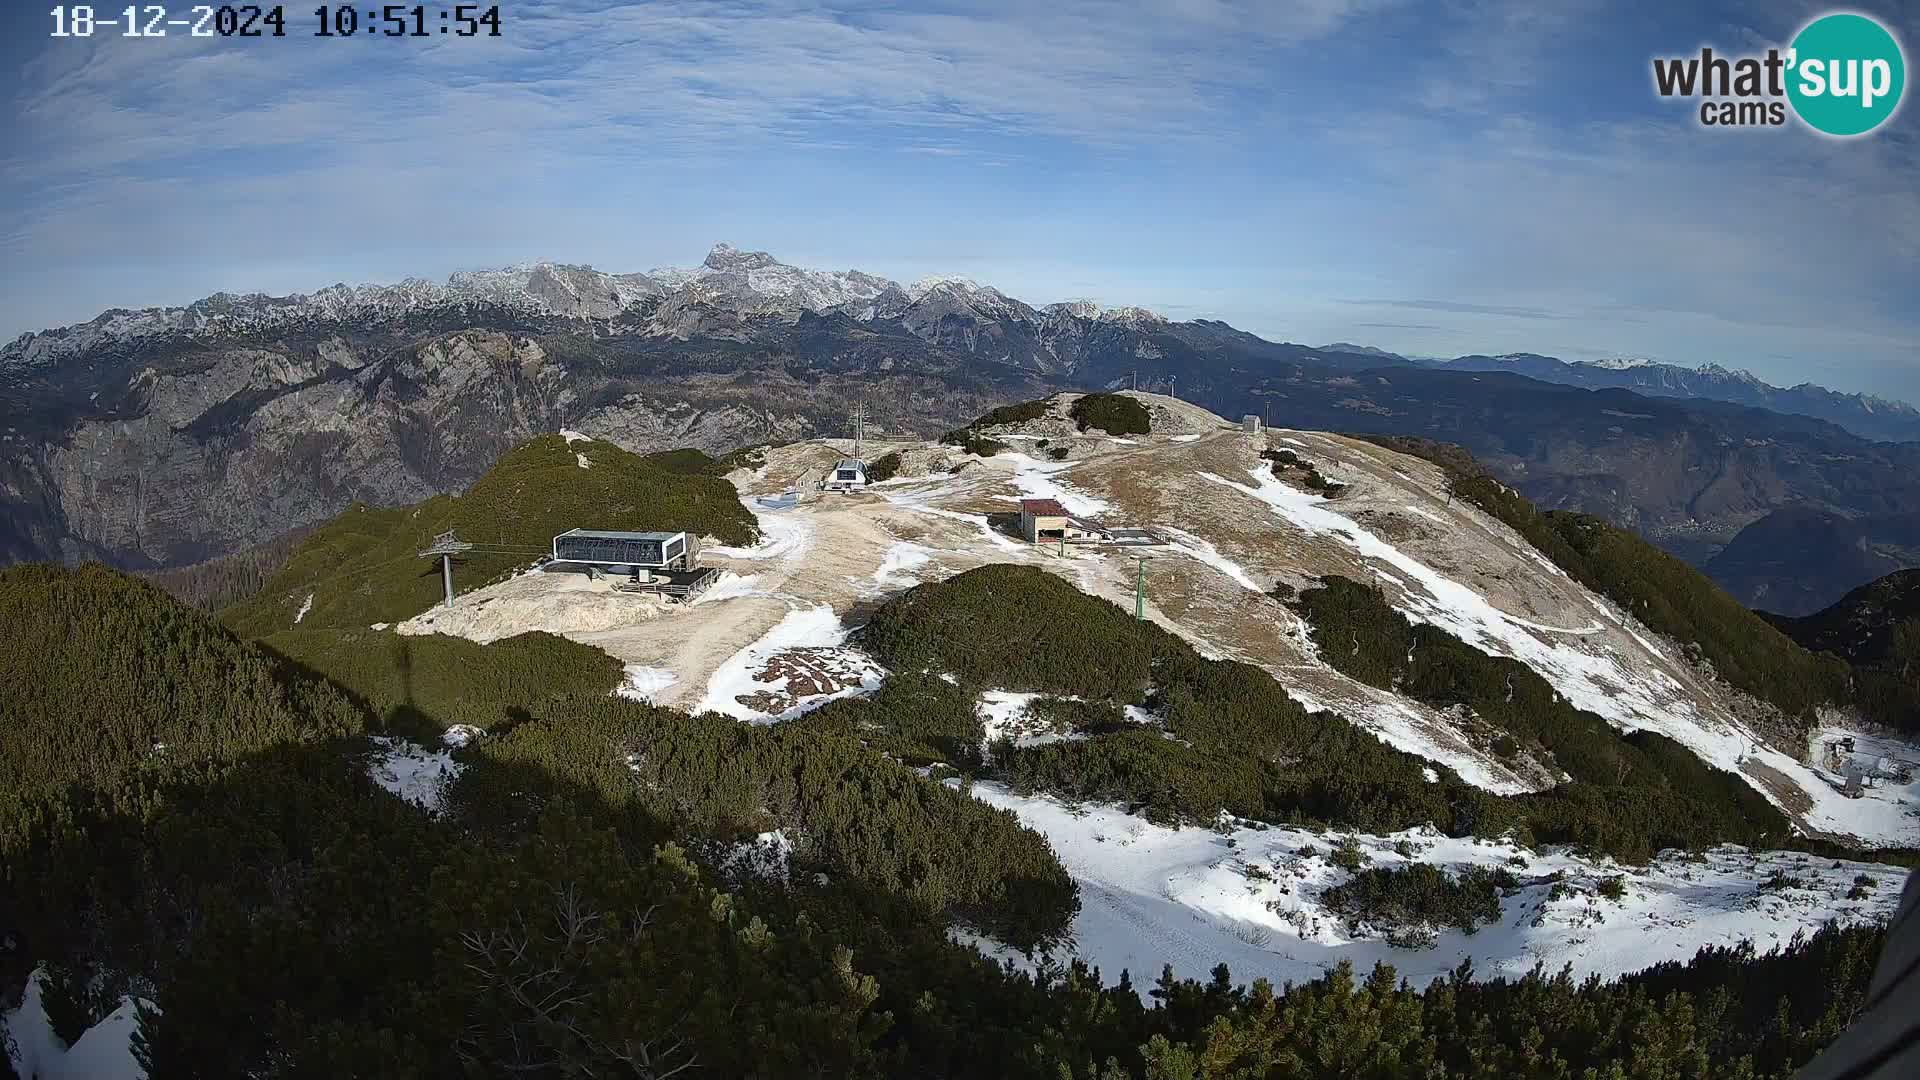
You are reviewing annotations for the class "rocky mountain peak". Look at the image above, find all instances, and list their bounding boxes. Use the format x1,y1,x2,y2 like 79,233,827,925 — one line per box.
1097,305,1167,327
702,243,780,272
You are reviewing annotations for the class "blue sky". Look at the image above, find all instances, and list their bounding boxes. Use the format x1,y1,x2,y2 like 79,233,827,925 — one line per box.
3,0,1917,403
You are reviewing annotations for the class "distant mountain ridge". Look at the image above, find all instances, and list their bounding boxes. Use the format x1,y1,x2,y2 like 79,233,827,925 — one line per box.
1,244,1185,378
1417,351,1920,444
2,243,1915,617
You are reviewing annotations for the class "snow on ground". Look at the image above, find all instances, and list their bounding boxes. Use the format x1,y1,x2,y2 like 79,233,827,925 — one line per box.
5,972,145,1080
293,592,313,623
618,664,679,703
1805,726,1920,828
575,451,592,469
870,541,935,590
704,496,815,561
1170,434,1203,443
998,452,1111,516
1403,504,1446,524
689,571,765,605
4,970,146,1080
694,605,885,723
443,724,484,748
977,691,1087,758
1198,466,1920,842
1201,470,1705,747
722,830,794,883
560,429,590,443
895,502,1027,553
367,732,464,812
1586,593,1667,660
1157,526,1266,594
1287,686,1535,795
959,785,1910,999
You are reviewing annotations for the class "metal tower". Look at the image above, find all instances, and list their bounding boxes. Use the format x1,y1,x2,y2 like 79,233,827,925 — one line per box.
417,529,474,608
850,405,869,459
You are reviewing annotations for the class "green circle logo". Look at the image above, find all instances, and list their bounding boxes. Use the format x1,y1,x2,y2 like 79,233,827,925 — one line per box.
1787,12,1906,136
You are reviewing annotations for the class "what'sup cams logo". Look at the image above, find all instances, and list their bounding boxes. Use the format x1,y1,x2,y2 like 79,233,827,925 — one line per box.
1653,11,1906,136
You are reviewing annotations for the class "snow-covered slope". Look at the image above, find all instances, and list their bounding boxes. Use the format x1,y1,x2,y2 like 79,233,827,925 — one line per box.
335,393,1920,1003
959,786,1908,997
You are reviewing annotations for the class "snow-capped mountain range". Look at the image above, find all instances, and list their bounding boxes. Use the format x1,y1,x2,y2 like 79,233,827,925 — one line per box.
1422,351,1920,444
10,244,1906,444
0,244,1167,374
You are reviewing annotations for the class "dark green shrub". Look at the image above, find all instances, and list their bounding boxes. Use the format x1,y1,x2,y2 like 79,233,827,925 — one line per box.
973,399,1051,428
1322,864,1505,936
940,429,1009,457
865,451,903,483
1069,393,1151,436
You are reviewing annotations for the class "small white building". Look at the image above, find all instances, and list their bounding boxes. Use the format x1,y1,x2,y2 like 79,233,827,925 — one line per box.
823,458,869,492
1242,415,1263,433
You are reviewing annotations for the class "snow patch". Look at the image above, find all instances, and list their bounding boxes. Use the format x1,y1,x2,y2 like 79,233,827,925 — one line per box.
696,605,885,723
1000,452,1110,517
3,970,147,1080
1288,684,1534,797
293,592,313,623
442,724,484,749
961,785,1910,1001
1157,526,1265,594
722,830,794,883
618,664,679,703
977,691,1087,758
871,541,935,590
367,735,461,812
1202,470,1688,732
559,428,591,443
1169,434,1202,443
705,497,814,560
575,451,592,469
689,571,765,605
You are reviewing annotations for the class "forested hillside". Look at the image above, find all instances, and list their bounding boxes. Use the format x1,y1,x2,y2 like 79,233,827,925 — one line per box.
845,565,1802,861
1355,435,1906,734
220,435,757,638
0,561,1907,1078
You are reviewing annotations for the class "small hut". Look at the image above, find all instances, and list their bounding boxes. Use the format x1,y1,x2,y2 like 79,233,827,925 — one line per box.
823,458,869,492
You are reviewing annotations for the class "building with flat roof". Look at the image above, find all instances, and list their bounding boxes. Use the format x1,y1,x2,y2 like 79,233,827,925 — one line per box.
550,529,692,570
1019,498,1103,544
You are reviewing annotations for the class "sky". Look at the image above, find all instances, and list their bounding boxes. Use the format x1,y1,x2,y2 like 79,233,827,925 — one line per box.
2,0,1917,402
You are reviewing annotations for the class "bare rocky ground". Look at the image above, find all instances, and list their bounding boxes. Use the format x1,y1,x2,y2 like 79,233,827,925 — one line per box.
390,392,1918,842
